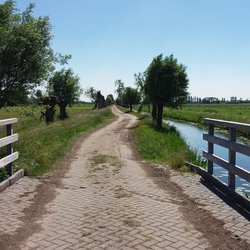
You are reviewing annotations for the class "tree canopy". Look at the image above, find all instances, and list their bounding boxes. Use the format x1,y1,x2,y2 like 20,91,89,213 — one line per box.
144,54,189,128
0,0,57,107
84,86,97,103
106,94,114,106
123,87,140,112
47,68,82,119
114,79,125,105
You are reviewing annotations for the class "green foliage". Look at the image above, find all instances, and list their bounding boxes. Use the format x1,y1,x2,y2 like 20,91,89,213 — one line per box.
164,103,250,137
144,54,189,128
114,79,140,110
47,68,82,119
0,0,55,108
0,168,9,182
133,115,203,169
106,94,115,105
48,68,81,105
84,86,97,103
164,104,250,124
134,72,149,104
0,104,114,176
114,79,125,105
145,54,189,107
123,87,140,111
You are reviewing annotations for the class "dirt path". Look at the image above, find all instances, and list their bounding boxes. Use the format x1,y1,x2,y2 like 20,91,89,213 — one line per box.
0,106,250,249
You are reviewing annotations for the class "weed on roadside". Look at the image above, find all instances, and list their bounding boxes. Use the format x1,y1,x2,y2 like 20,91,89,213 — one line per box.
0,168,9,182
88,155,123,173
133,116,204,171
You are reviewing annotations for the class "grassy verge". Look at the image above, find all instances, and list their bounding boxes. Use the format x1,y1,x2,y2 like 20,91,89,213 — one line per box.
0,104,114,176
133,114,205,171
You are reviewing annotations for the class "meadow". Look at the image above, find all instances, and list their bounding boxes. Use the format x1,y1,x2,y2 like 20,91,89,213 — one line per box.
0,104,114,177
163,103,250,124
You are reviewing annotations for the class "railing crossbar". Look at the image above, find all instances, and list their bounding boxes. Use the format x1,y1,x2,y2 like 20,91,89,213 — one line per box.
203,118,250,192
0,119,18,177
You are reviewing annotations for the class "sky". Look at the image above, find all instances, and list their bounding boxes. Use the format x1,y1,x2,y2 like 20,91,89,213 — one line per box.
10,0,250,101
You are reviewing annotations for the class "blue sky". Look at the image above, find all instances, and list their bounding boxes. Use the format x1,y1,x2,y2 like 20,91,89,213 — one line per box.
12,0,250,101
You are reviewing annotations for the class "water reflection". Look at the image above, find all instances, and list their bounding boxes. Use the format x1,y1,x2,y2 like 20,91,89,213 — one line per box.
165,119,250,195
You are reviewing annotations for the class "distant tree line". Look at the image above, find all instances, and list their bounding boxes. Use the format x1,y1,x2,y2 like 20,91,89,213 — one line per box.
187,96,250,104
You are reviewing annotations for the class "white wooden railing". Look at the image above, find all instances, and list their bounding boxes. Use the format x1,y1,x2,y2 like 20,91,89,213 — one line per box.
0,118,19,177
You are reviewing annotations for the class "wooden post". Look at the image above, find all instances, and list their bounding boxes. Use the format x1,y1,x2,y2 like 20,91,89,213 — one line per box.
6,124,13,176
207,124,214,174
228,128,236,190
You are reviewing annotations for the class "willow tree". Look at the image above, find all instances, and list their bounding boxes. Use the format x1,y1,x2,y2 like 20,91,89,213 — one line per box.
114,79,125,106
0,1,55,107
144,54,189,129
48,68,82,119
123,87,140,112
84,86,97,103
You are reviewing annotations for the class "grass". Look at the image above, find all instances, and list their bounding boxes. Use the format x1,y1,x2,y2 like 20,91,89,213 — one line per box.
164,103,250,125
0,168,9,182
0,104,114,176
133,103,250,138
121,217,141,227
163,103,250,138
133,114,205,170
88,155,120,166
87,154,123,174
114,185,133,198
117,105,147,120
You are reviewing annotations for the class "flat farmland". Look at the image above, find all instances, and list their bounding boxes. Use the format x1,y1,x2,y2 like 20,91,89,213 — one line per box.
164,103,250,124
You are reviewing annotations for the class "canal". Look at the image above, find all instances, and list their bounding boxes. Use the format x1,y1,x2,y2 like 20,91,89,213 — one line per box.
165,119,250,196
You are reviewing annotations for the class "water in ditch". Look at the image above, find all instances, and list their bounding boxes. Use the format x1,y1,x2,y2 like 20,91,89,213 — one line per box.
165,119,250,196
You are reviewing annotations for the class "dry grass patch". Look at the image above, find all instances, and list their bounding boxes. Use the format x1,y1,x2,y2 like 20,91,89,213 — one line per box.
114,185,133,198
121,217,141,227
88,154,123,173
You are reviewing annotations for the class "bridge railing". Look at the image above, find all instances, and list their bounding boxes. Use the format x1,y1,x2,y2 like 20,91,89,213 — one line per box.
203,118,250,191
0,118,19,177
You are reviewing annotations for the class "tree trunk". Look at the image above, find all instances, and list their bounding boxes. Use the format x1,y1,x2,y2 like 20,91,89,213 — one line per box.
59,103,67,119
147,104,150,113
156,103,163,129
152,102,157,121
129,104,133,112
45,106,55,123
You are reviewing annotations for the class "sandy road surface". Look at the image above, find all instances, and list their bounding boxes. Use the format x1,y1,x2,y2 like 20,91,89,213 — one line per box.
0,106,250,249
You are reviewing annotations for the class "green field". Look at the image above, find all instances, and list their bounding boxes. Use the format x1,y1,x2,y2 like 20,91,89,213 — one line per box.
0,104,114,177
163,103,250,124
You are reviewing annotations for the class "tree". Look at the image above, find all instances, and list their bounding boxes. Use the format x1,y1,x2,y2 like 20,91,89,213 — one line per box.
35,89,43,101
94,91,105,109
106,94,114,106
0,1,56,108
144,55,162,121
42,96,57,123
84,86,97,103
134,72,151,112
48,68,82,119
144,54,189,129
114,79,125,105
123,87,140,112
